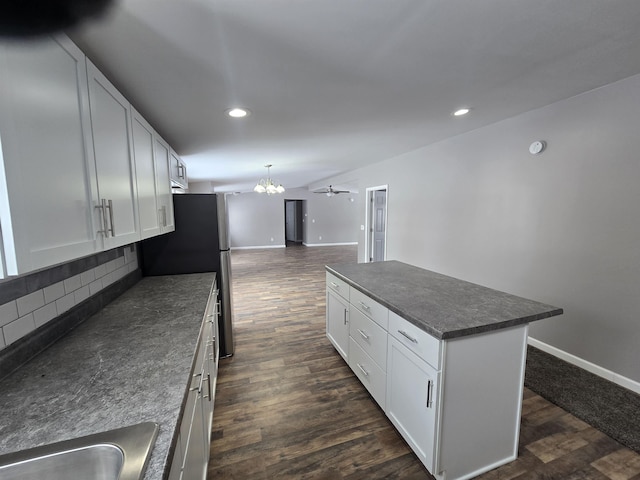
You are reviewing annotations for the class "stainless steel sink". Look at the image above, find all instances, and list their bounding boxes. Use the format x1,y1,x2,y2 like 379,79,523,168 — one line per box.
0,422,159,480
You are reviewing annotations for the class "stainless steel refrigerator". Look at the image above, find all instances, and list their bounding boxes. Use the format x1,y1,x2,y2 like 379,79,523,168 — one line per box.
140,193,234,357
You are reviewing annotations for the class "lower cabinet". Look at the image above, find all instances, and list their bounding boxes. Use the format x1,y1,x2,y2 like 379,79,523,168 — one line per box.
169,283,219,480
386,335,439,473
326,289,349,361
326,274,529,480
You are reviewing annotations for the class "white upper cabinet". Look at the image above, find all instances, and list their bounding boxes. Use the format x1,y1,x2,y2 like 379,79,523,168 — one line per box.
0,34,179,278
131,109,161,239
0,36,100,276
154,135,175,233
86,61,140,249
170,149,188,189
131,109,175,238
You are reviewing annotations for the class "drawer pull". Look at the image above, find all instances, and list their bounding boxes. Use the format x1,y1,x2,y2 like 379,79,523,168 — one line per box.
330,282,340,289
359,301,370,311
398,330,418,344
357,329,369,340
357,363,369,377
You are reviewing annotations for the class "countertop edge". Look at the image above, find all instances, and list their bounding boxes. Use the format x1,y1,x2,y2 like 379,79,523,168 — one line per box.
326,264,564,339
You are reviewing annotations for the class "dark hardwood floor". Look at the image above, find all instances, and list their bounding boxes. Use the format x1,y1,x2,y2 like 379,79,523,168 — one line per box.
208,245,640,480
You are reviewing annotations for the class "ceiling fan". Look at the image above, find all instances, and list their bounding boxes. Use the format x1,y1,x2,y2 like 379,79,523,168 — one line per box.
313,185,351,197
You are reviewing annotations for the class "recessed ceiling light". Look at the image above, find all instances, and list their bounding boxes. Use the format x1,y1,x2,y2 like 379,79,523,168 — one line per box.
226,107,250,118
453,108,471,116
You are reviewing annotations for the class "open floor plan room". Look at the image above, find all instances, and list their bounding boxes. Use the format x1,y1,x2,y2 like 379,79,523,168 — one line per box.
209,245,640,480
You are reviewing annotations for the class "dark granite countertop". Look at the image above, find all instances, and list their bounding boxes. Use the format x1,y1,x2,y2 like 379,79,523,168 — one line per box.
0,272,215,480
326,261,562,339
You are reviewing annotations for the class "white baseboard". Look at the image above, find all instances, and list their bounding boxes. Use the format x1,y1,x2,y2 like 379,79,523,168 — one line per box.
230,245,286,250
528,337,640,395
302,242,358,247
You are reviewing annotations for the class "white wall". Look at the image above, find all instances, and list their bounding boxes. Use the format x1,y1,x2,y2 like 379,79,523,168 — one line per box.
226,188,358,249
324,73,640,387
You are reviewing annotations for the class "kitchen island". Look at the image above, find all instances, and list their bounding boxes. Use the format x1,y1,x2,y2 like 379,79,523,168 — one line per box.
326,261,563,480
0,272,216,480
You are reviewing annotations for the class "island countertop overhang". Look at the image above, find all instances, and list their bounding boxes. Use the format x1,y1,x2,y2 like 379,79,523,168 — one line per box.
326,260,563,340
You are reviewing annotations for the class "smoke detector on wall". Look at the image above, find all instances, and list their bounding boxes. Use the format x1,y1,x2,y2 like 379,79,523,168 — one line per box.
529,140,546,155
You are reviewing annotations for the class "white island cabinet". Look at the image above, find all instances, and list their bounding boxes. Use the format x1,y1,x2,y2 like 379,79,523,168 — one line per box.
326,262,562,480
326,272,350,361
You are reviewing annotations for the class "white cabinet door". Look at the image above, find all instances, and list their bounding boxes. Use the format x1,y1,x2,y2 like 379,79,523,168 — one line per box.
181,367,208,480
154,135,175,232
0,36,99,276
326,289,350,361
86,60,140,249
131,109,161,239
170,149,188,189
386,335,439,473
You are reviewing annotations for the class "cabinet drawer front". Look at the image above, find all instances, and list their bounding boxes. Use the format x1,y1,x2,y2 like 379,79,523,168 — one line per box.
389,311,440,369
326,272,350,301
349,307,387,370
350,288,388,329
349,338,386,410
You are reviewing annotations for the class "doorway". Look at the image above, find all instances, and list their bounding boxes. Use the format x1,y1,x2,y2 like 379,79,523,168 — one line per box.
365,186,388,262
284,199,304,246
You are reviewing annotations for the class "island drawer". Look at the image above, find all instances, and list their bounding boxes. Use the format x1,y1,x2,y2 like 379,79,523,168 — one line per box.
389,311,441,370
326,272,350,301
349,338,386,410
350,288,388,329
349,306,388,370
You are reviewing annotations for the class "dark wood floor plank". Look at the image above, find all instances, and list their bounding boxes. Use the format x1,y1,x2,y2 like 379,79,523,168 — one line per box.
208,245,640,480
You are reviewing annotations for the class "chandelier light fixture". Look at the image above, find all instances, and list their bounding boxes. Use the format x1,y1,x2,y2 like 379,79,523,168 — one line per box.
253,164,285,195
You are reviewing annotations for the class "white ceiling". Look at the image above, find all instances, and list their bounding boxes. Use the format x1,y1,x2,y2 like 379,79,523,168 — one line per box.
69,0,640,192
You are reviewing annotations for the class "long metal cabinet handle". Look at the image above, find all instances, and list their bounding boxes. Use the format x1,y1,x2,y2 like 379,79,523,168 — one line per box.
357,363,369,377
203,374,212,401
106,199,115,236
359,301,370,311
344,309,348,325
95,201,108,236
357,329,369,340
398,330,418,344
426,380,433,408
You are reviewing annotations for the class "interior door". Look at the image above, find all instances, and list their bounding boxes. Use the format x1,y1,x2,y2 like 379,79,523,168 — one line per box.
366,186,387,262
285,200,296,242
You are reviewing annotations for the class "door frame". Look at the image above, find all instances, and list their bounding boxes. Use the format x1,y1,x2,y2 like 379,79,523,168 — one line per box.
365,185,388,263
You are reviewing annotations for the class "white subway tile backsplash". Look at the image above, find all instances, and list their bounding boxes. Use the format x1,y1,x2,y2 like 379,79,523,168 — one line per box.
4,313,36,345
56,293,75,315
89,278,103,296
63,274,82,294
0,301,19,327
114,266,128,281
80,269,96,286
102,272,116,287
74,285,91,304
105,259,117,274
114,256,126,270
94,263,107,279
43,281,65,304
1,248,139,351
33,303,57,328
16,291,45,317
